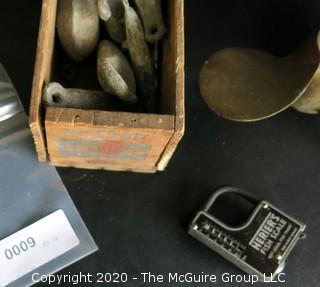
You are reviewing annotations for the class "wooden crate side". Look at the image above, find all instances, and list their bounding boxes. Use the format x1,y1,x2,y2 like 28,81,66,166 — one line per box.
157,0,185,171
29,0,57,161
45,108,175,172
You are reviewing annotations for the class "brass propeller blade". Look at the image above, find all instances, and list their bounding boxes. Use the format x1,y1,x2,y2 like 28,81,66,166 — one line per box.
199,32,320,122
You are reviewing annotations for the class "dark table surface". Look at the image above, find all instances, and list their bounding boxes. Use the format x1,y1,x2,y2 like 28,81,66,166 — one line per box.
1,1,320,286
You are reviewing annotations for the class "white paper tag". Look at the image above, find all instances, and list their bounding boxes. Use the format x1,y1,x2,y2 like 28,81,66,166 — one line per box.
0,210,80,286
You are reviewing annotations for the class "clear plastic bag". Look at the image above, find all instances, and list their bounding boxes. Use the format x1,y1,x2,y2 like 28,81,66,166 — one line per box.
0,64,98,287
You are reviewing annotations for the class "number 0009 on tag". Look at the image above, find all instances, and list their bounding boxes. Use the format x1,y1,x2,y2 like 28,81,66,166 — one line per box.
0,210,80,286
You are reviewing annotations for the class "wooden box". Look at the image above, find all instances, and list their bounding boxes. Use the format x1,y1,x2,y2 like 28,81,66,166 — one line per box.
29,0,185,173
